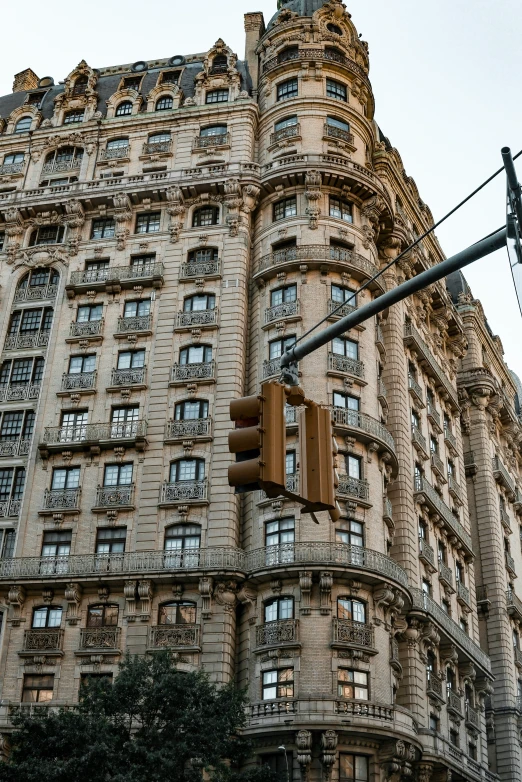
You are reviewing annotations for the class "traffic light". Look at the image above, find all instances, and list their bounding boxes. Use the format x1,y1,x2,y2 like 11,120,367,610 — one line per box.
228,382,286,497
299,402,341,523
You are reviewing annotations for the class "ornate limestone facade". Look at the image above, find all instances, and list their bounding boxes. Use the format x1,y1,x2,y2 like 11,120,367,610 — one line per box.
0,0,516,780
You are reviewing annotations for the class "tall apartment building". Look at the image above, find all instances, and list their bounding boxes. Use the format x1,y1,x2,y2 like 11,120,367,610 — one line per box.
0,0,518,780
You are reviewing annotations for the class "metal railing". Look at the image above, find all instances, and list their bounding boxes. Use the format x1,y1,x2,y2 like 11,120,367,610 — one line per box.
457,581,471,608
176,309,218,328
0,384,40,402
263,47,370,85
95,485,134,508
160,479,208,504
0,499,21,518
403,322,459,409
476,585,489,603
14,284,58,302
110,367,146,386
142,140,173,155
506,589,522,621
337,475,370,502
506,551,516,574
265,300,300,324
165,418,212,440
419,539,435,568
408,375,424,404
263,358,282,380
193,133,229,148
258,245,378,279
100,145,130,160
383,497,393,521
23,628,63,652
69,263,164,286
286,405,297,425
79,627,121,650
256,619,298,647
412,426,428,455
116,315,152,334
0,162,24,176
448,475,463,503
42,420,146,445
411,588,491,672
431,452,445,477
328,353,364,378
413,475,473,554
42,487,80,511
0,438,31,458
331,407,395,452
171,361,215,384
61,372,96,392
42,158,82,174
69,319,104,338
333,618,374,648
323,124,355,145
465,703,480,729
180,260,221,279
327,299,356,319
148,624,200,649
270,125,301,145
438,561,453,589
500,507,512,532
444,428,458,453
447,689,463,717
426,673,444,700
427,401,441,428
4,331,50,351
378,378,387,399
492,456,516,495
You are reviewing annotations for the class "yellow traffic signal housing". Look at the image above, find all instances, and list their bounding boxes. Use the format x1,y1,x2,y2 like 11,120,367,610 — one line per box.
299,402,341,522
228,382,286,497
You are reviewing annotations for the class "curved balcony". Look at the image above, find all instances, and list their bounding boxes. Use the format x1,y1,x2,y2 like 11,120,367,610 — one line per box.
264,300,300,326
165,418,212,443
337,475,370,505
327,299,356,320
323,123,355,147
255,245,381,289
245,543,408,588
332,618,376,653
327,353,365,382
330,407,397,471
410,588,491,675
67,263,164,296
269,124,301,146
175,309,219,330
262,47,371,90
255,619,299,650
193,133,230,150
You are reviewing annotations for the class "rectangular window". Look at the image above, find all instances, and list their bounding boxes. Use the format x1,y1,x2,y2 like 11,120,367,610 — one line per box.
270,285,297,307
117,350,145,370
123,299,151,318
449,729,460,748
273,197,297,221
51,467,80,490
91,218,115,239
286,451,296,475
77,304,103,322
1,529,15,559
326,79,347,101
64,110,85,124
136,213,161,234
335,520,363,547
422,579,431,596
69,355,96,374
329,198,353,222
206,89,229,104
0,412,23,440
262,668,294,700
346,455,361,479
22,675,54,703
332,337,358,359
96,527,127,555
265,518,295,548
339,754,369,782
333,392,359,411
429,713,439,732
269,336,296,360
103,463,133,487
41,530,71,557
277,79,298,101
338,669,369,700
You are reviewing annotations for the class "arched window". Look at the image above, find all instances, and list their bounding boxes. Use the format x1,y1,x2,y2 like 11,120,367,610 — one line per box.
159,601,196,625
179,344,212,365
327,22,343,35
337,597,366,624
17,268,59,299
87,604,118,627
175,399,209,420
192,206,219,227
169,458,205,483
183,293,216,312
211,54,228,74
72,76,88,96
147,132,171,151
32,605,62,628
44,146,83,174
155,95,173,111
115,101,133,117
14,116,32,133
106,137,129,153
264,597,293,622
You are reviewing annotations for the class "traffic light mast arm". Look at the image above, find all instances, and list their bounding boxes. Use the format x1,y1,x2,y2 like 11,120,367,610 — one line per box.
280,227,507,385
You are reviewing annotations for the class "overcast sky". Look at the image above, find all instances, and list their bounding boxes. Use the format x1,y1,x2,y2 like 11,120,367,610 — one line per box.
1,0,520,377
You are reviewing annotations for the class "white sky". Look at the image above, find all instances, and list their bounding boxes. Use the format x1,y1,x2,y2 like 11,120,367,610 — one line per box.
1,0,520,376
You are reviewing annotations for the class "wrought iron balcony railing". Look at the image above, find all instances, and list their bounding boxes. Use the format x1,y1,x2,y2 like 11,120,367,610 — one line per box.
263,47,370,85
116,314,152,334
330,407,395,453
408,375,424,406
492,456,516,497
444,427,457,454
176,309,218,329
4,331,50,351
430,452,446,480
426,673,444,700
142,140,173,155
0,162,24,176
78,627,121,651
337,475,370,502
413,475,473,556
506,589,522,623
411,589,491,672
256,619,299,647
383,497,393,522
42,420,147,446
22,628,64,652
69,319,104,338
95,485,134,508
42,488,80,511
270,124,301,145
148,624,201,649
61,371,96,392
42,158,81,174
171,361,215,384
180,260,221,280
110,367,146,387
69,263,164,287
323,123,355,145
99,145,130,160
165,418,212,441
332,618,374,648
0,438,31,458
264,300,300,324
412,426,428,458
447,689,463,717
327,299,356,319
500,507,512,532
193,133,229,149
403,322,459,410
263,358,282,380
448,475,463,504
328,353,365,378
438,561,453,590
378,378,387,399
257,245,378,279
419,539,435,569
0,499,21,518
465,703,480,730
160,479,208,504
427,401,441,429
0,384,40,403
456,580,471,609
14,283,58,302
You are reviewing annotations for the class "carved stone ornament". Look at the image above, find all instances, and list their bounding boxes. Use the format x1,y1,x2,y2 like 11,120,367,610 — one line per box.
320,571,333,614
6,584,26,625
12,245,69,270
320,730,338,781
295,729,313,782
379,740,417,782
305,169,322,229
166,186,185,243
65,582,82,625
124,580,138,621
138,580,153,619
213,580,237,613
299,571,312,615
199,576,213,619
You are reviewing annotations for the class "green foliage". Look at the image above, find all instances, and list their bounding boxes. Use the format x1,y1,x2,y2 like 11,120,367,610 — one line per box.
0,653,276,782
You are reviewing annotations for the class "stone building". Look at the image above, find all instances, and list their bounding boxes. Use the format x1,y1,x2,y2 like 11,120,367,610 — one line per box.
0,0,517,780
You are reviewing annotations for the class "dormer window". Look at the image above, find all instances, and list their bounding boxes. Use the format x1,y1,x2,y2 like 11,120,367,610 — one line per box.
123,76,142,91
63,109,85,124
155,95,173,111
161,71,180,85
211,55,228,74
14,117,32,134
115,101,133,117
27,92,45,107
72,76,88,96
206,89,229,104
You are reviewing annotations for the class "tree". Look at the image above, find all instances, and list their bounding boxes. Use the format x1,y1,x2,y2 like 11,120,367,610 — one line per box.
0,653,276,782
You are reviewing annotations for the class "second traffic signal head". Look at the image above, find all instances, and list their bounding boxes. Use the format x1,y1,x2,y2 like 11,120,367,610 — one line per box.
299,402,341,522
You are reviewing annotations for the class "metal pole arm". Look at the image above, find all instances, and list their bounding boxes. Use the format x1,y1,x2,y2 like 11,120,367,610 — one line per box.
281,228,507,371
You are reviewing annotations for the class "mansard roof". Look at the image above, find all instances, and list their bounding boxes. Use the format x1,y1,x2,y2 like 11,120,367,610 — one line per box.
267,0,330,29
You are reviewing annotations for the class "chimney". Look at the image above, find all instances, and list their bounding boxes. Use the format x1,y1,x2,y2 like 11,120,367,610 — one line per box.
12,68,39,93
244,13,265,94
